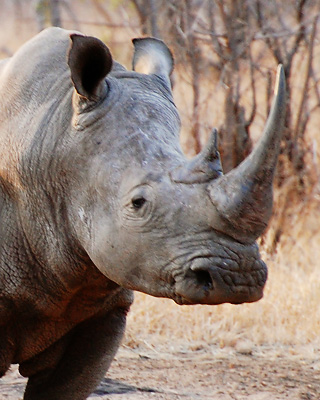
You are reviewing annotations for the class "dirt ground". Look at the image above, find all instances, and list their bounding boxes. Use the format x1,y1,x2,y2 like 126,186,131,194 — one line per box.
1,345,320,400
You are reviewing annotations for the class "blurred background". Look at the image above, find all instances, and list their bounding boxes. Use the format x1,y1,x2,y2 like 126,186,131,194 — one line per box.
1,0,320,355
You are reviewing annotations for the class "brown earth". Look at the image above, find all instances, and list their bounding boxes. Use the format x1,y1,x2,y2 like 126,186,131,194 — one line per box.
1,345,320,400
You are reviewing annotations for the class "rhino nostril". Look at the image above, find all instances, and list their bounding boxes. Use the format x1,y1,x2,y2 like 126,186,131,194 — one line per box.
193,269,213,291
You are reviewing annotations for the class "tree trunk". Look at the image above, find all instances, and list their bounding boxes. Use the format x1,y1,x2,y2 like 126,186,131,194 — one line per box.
50,0,62,27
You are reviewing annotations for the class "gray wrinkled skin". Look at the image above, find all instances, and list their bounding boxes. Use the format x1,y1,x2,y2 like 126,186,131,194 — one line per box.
0,28,285,400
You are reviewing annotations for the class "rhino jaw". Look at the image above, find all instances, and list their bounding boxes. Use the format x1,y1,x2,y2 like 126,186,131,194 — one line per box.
172,245,267,305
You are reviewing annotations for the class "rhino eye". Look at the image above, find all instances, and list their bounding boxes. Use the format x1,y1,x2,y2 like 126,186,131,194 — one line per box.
131,196,146,210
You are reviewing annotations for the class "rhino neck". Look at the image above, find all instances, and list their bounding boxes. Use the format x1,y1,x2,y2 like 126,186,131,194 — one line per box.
0,183,121,314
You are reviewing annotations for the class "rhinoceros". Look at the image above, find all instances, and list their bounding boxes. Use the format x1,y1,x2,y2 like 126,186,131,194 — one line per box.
0,27,285,399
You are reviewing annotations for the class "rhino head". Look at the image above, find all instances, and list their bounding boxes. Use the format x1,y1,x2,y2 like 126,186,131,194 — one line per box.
66,33,285,306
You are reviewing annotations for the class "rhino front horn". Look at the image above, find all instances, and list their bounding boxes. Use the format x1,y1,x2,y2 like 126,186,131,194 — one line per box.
208,65,286,242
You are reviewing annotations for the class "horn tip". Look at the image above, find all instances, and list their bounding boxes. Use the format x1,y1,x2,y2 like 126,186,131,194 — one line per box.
274,64,285,96
211,128,218,148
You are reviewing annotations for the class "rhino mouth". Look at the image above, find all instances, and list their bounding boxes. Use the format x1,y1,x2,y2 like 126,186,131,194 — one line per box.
173,254,267,306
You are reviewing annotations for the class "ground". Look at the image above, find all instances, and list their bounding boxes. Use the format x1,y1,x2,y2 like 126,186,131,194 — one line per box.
1,345,320,400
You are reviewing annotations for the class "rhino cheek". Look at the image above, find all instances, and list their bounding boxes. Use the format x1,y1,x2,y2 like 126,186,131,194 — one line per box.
84,223,167,295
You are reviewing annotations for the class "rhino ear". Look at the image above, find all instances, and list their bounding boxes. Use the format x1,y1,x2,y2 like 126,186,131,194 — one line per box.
68,34,112,101
132,38,173,85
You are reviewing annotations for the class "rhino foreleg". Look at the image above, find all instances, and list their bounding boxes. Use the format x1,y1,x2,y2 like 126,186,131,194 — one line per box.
23,307,128,400
0,327,15,378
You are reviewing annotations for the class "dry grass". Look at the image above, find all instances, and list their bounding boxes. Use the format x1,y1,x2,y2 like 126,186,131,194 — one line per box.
124,213,320,352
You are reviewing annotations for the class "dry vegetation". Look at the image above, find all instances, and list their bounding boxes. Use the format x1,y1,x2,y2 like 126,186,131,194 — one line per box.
1,1,320,397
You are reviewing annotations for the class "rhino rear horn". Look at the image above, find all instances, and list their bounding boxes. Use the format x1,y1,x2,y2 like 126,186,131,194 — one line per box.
132,38,173,86
170,129,223,183
68,34,112,101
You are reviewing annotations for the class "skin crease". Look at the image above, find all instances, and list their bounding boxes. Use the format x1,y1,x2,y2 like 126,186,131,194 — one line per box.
0,27,285,400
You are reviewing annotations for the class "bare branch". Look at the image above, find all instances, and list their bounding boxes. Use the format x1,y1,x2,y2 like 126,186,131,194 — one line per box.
310,67,320,108
246,46,257,127
285,0,308,73
255,0,284,64
293,14,319,144
91,0,113,24
149,0,160,38
61,0,79,30
181,0,206,154
49,0,62,27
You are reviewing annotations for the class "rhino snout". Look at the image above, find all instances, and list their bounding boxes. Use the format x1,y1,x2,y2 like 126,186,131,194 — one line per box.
174,255,267,305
